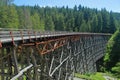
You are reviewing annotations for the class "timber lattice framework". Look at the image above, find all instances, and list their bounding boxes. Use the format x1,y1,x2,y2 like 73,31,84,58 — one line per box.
0,28,111,80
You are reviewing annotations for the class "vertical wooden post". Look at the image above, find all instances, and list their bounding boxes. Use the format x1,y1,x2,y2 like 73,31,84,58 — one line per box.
11,47,22,80
12,47,19,74
30,47,38,80
1,48,5,80
7,48,12,79
26,47,32,80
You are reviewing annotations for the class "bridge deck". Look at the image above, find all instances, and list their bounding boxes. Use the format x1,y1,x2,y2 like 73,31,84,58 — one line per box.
0,28,111,45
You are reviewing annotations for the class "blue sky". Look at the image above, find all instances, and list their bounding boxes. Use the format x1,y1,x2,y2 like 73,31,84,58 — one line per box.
14,0,120,13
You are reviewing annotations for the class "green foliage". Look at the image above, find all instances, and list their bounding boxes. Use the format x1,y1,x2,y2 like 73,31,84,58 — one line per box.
75,73,91,79
104,30,120,78
0,6,19,28
112,62,120,78
97,13,103,32
101,9,110,33
0,6,9,27
0,4,119,32
22,7,32,29
17,7,25,29
109,12,116,33
90,73,106,80
91,14,98,32
104,30,120,71
31,12,45,30
45,16,54,31
79,20,88,32
54,14,65,31
7,6,19,28
75,72,106,80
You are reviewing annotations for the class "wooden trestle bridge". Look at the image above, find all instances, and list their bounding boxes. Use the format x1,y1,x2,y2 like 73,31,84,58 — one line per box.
0,28,111,80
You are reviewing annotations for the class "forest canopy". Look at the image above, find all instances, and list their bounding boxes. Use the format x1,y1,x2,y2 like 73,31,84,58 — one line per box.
0,0,120,33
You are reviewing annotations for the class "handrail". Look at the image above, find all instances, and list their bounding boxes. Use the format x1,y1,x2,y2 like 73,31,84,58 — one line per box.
0,28,112,45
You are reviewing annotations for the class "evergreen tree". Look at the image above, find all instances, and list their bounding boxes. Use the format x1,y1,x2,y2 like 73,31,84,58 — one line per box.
74,5,77,11
0,3,119,32
23,7,32,29
45,16,54,31
97,13,103,32
0,6,9,28
54,14,65,31
91,14,98,32
17,7,25,29
101,9,110,33
7,6,19,28
75,12,84,31
78,5,82,11
0,6,19,28
86,21,91,32
79,20,87,32
109,12,116,33
31,12,41,29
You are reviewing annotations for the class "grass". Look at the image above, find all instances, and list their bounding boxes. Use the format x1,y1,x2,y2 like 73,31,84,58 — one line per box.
75,73,92,80
75,72,120,80
75,72,106,80
90,73,106,80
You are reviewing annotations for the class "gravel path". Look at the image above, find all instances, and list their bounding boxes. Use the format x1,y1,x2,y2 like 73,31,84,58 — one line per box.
103,76,118,80
73,76,118,80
